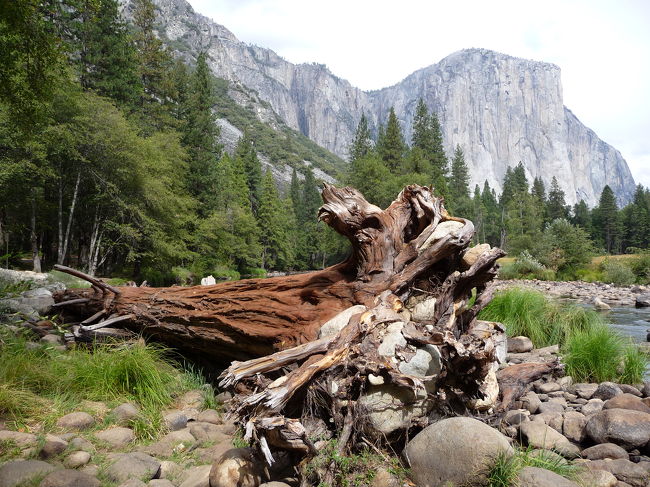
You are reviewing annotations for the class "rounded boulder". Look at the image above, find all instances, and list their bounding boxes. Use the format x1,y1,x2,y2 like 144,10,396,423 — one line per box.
404,417,512,487
585,408,650,450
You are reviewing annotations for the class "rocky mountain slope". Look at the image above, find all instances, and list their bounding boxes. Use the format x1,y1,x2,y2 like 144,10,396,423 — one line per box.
125,0,636,206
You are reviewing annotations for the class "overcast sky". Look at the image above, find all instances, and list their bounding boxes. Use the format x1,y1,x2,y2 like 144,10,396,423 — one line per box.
188,0,650,189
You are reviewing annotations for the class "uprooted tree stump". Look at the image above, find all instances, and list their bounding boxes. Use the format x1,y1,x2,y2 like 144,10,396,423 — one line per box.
54,184,508,476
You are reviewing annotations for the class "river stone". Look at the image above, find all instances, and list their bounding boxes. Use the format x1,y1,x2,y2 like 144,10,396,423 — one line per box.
41,334,62,345
56,412,94,431
587,459,648,487
420,221,465,250
197,409,221,425
358,384,429,435
635,294,650,308
593,382,624,401
163,411,187,432
462,243,491,268
586,408,650,450
409,298,437,321
117,480,146,487
517,466,579,487
0,460,57,487
583,398,605,416
68,437,94,452
318,305,366,338
21,287,54,315
468,368,500,411
377,322,406,357
519,421,580,458
177,390,204,410
538,401,565,414
576,469,617,487
159,461,182,480
209,448,263,487
0,430,38,448
95,427,135,448
64,451,91,469
398,345,441,379
40,469,101,487
189,422,228,443
178,464,212,487
40,434,68,458
536,381,562,394
603,393,650,413
404,417,512,487
574,383,599,399
111,403,140,424
150,481,176,487
106,452,161,483
581,443,629,460
593,297,611,311
618,384,642,396
507,336,533,353
562,411,587,443
521,391,542,414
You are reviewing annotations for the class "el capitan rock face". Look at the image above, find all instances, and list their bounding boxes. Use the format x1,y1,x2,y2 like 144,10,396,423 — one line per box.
125,0,636,206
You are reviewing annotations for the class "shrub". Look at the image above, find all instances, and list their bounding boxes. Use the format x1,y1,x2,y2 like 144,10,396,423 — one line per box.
629,252,650,284
600,259,636,285
243,267,267,279
171,266,194,286
210,265,240,281
500,251,555,281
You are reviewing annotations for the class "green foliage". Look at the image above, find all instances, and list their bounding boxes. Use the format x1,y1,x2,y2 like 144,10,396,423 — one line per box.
349,112,372,162
488,448,580,487
535,219,594,276
448,144,471,215
600,259,636,285
377,107,405,173
499,251,555,281
592,185,621,254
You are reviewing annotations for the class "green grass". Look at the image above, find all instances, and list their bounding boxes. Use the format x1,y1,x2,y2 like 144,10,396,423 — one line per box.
479,287,648,384
488,447,581,487
0,330,214,439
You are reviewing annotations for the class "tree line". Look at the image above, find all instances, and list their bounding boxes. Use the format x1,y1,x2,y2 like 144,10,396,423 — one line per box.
0,0,345,284
347,101,650,276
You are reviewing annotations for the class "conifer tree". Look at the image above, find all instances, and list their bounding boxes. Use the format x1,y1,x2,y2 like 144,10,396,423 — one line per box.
184,52,221,210
349,112,372,162
571,200,590,229
411,98,431,153
592,185,621,253
234,131,262,215
481,180,500,246
378,107,405,173
289,168,303,220
623,184,650,250
429,112,449,196
258,170,292,270
531,177,546,203
546,176,568,221
448,145,471,216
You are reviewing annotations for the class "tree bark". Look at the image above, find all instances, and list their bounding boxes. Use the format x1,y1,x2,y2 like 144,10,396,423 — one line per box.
55,184,501,363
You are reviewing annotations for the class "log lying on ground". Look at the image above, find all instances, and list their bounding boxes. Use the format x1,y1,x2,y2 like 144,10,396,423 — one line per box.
54,184,507,471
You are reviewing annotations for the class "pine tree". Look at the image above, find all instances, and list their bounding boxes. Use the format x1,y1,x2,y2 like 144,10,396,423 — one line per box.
531,177,546,203
623,184,650,250
546,176,568,221
258,170,292,270
349,112,372,162
411,98,431,153
472,184,485,243
429,112,448,196
481,180,500,246
78,0,141,107
448,145,471,216
289,167,303,220
592,185,621,254
234,131,262,215
378,107,405,173
571,200,590,229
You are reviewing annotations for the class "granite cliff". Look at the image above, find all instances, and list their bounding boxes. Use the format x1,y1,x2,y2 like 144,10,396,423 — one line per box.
124,0,636,206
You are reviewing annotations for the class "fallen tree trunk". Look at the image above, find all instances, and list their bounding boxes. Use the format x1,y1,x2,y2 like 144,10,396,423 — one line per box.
54,184,500,361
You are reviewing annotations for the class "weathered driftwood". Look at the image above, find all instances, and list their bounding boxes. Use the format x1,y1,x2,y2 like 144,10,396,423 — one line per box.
53,184,507,471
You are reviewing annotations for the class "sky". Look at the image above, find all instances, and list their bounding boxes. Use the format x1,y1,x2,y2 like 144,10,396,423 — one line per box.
188,0,650,189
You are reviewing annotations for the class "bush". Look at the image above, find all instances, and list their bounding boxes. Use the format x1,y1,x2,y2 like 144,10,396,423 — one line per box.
243,267,267,279
499,251,555,281
171,266,194,286
600,259,636,285
210,265,240,281
629,253,650,284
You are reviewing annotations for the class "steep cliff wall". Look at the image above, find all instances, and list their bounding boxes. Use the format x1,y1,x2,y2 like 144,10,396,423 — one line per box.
128,0,636,206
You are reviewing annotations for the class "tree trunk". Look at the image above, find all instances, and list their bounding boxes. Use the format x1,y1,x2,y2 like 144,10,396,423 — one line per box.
30,191,41,273
55,184,502,363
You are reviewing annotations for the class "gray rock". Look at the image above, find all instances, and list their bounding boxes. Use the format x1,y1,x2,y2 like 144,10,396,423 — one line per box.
178,464,212,487
642,381,650,398
189,422,228,443
40,469,101,487
41,334,62,345
377,322,406,357
20,287,54,315
536,382,562,394
259,483,291,487
163,411,188,432
603,393,650,413
209,448,263,487
581,443,629,460
593,382,624,401
519,421,580,458
149,481,176,487
0,430,38,448
176,390,204,410
56,412,94,431
317,305,366,338
0,460,57,487
618,384,642,397
111,403,140,424
397,345,441,380
404,417,513,487
593,297,611,311
587,459,648,487
585,408,650,450
39,434,68,458
635,294,650,308
518,466,579,487
358,384,429,435
538,401,565,414
64,451,91,469
576,469,617,487
196,409,221,425
562,411,587,443
118,480,147,487
521,391,542,414
95,427,135,448
583,398,606,416
158,461,181,480
507,336,533,353
503,409,529,426
106,452,161,483
409,298,437,321
531,411,564,433
68,437,94,452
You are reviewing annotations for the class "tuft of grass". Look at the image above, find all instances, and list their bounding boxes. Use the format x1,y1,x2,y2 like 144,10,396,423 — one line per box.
46,270,91,288
0,330,212,438
488,447,581,487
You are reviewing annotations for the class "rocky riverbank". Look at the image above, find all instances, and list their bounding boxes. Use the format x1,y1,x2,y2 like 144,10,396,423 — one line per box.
493,279,650,308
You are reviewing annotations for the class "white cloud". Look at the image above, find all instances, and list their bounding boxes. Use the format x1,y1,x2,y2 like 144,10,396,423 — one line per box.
188,0,650,187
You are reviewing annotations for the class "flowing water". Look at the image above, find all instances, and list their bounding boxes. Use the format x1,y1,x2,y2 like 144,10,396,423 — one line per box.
605,305,650,343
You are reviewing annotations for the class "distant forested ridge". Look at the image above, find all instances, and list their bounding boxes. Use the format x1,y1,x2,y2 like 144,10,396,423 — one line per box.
1,1,648,284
